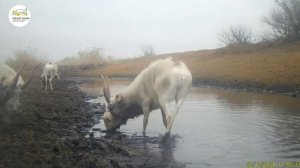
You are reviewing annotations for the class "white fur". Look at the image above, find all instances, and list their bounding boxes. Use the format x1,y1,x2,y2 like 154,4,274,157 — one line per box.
0,62,24,110
0,62,24,86
104,57,192,134
41,62,60,90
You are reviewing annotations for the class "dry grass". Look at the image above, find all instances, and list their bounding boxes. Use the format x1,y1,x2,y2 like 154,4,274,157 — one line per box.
184,48,300,87
81,44,300,89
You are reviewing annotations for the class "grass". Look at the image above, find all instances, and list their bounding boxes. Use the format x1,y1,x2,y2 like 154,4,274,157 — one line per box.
80,44,300,91
5,43,298,92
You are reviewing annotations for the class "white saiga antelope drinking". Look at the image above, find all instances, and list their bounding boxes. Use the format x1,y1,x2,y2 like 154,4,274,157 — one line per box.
0,62,39,111
101,57,192,134
41,62,60,91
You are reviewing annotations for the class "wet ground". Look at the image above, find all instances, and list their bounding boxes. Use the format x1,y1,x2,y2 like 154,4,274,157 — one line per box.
0,78,184,168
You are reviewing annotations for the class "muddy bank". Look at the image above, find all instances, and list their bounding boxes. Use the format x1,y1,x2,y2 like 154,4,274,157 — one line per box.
192,79,299,98
0,78,184,168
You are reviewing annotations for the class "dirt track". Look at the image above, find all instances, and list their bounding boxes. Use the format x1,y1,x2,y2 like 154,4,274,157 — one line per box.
0,78,184,168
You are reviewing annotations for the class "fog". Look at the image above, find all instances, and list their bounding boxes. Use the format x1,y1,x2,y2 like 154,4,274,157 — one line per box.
0,0,274,61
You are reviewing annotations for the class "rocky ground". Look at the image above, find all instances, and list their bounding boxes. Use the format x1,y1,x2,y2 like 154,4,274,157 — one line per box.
0,78,185,168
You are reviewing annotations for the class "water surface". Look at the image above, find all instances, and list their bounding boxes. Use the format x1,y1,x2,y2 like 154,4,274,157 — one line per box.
81,78,300,168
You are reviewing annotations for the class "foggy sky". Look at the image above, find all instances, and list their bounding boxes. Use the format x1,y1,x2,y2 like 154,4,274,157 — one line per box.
0,0,274,61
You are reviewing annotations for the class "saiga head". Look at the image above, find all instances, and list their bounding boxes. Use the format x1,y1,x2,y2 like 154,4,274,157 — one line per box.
101,75,126,130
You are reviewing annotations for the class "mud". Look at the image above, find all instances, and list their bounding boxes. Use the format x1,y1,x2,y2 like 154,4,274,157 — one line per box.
0,78,184,168
193,79,299,98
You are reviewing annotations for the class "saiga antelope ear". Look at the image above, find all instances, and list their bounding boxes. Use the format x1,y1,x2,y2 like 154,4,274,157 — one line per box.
115,94,123,104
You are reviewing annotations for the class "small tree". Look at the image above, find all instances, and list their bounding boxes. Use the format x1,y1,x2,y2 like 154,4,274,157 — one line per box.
78,47,104,59
106,55,114,62
77,47,106,66
59,47,106,66
6,49,47,70
140,45,155,57
219,25,253,46
263,0,300,40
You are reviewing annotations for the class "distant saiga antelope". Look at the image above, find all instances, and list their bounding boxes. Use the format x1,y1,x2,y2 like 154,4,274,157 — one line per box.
41,62,60,91
101,57,192,134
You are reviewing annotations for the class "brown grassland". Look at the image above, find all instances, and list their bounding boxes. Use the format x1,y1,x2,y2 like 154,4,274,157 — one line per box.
80,43,300,92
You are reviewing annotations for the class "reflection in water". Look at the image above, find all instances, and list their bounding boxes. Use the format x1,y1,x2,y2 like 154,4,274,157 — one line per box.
101,130,183,167
211,88,300,160
81,78,300,168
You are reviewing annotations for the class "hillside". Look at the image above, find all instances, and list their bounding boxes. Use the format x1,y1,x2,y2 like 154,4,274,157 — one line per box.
78,43,300,93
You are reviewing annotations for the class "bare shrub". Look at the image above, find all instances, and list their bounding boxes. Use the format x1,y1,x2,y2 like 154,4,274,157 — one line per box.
5,49,47,71
140,45,155,57
263,0,300,41
59,47,106,67
219,25,253,47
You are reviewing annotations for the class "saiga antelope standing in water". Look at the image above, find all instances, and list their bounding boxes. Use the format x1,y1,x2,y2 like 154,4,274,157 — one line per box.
101,57,192,134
